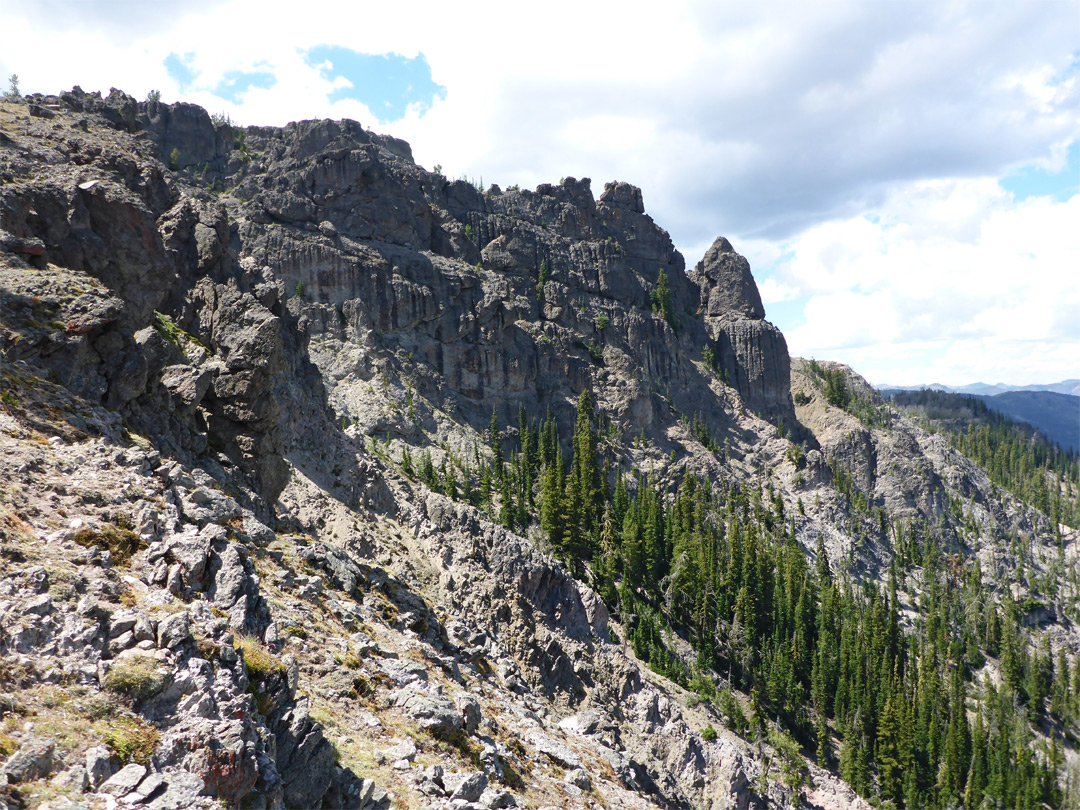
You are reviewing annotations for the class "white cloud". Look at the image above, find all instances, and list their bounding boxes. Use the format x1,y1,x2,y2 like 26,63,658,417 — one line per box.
775,179,1080,384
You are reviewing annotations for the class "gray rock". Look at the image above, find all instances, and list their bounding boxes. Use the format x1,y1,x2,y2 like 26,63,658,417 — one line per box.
272,699,337,808
382,739,417,763
209,544,248,609
133,614,157,642
481,788,519,808
157,611,192,648
183,487,242,526
447,768,490,803
108,611,138,639
170,525,217,587
526,731,581,769
566,768,591,791
51,762,89,792
394,687,463,739
85,745,116,787
377,656,428,687
450,771,488,802
456,694,482,735
0,228,46,256
693,236,765,319
98,762,147,796
355,777,391,810
130,770,167,801
4,738,55,783
145,770,209,810
160,364,214,409
25,595,52,616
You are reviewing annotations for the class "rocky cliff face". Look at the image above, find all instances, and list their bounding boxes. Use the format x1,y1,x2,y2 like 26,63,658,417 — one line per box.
0,88,1074,810
690,237,793,426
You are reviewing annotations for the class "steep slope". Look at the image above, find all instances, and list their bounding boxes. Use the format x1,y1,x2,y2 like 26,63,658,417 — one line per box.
0,88,1077,810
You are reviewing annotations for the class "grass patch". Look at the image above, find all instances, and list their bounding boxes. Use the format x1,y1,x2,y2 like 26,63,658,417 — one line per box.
151,311,205,358
102,715,159,765
73,523,144,565
236,635,285,715
103,657,167,703
236,636,283,678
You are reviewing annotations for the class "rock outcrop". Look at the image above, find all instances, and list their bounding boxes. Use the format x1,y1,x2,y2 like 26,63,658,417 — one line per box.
692,236,795,425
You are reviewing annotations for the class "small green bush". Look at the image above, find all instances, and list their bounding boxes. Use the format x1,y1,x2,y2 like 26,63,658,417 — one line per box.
104,716,159,764
237,636,282,679
104,656,167,702
720,689,748,735
701,725,718,741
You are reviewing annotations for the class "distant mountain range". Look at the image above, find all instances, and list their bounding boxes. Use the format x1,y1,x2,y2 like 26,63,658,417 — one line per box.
880,379,1080,397
879,381,1080,452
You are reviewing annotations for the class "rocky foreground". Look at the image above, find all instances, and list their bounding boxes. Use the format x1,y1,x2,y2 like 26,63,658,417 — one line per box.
0,88,1073,809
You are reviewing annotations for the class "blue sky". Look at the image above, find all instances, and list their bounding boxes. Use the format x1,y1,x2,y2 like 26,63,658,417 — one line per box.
2,0,1078,387
1000,141,1080,203
304,47,445,119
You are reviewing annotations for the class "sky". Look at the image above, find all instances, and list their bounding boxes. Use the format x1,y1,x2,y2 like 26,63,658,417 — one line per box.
2,0,1078,387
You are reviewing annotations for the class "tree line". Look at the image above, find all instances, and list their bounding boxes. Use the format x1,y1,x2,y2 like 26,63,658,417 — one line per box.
395,389,1074,807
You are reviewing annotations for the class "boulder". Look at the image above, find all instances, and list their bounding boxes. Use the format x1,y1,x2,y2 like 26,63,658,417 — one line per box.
394,686,463,739
3,738,55,783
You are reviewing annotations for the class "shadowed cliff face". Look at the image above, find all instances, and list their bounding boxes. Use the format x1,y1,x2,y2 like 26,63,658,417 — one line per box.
0,85,799,500
220,114,796,446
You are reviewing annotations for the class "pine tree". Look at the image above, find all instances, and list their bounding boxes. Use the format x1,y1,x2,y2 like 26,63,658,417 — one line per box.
490,409,503,478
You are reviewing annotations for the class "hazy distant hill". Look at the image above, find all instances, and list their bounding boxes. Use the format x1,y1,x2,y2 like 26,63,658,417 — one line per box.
886,379,1080,397
955,379,1080,397
880,385,1080,452
985,390,1080,452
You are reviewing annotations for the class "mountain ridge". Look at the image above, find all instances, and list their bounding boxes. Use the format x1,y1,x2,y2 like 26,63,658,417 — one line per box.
1,87,1078,810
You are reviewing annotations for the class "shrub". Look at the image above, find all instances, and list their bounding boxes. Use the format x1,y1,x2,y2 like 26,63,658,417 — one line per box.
701,725,718,741
73,523,143,565
595,314,610,330
237,636,282,680
768,726,810,790
536,259,550,302
169,148,180,169
146,89,161,103
720,689,748,735
785,444,807,470
104,716,159,764
575,340,603,366
5,74,19,100
104,656,167,702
